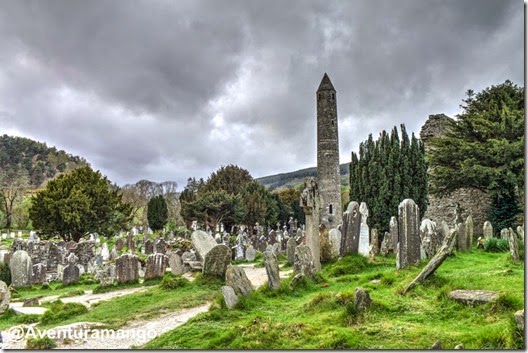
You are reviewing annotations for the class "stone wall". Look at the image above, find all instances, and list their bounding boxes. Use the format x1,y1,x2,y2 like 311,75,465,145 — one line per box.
420,114,491,234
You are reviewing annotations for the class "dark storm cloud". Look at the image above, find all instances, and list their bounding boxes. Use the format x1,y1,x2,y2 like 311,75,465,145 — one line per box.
0,0,522,187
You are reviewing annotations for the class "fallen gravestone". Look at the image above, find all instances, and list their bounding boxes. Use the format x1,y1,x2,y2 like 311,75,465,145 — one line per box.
448,290,499,305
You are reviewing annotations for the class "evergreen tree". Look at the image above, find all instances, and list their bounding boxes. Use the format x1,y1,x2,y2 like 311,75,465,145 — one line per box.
147,195,169,231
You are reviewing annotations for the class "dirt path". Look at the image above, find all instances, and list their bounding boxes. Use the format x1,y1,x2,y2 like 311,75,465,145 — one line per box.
3,266,292,349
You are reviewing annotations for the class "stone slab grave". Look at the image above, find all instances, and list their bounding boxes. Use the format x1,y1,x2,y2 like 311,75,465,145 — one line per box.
448,290,499,305
191,230,231,277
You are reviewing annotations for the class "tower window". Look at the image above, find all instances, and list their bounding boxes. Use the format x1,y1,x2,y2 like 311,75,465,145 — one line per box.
332,93,335,99
329,204,333,215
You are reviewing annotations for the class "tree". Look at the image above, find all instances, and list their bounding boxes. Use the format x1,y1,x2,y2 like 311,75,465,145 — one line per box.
0,165,29,230
147,195,169,231
428,80,524,232
29,166,132,242
349,124,428,233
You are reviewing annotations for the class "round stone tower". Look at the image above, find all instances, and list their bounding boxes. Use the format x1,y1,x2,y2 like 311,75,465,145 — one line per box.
316,73,342,228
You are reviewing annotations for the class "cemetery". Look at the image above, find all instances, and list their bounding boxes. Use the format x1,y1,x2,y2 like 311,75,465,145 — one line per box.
0,72,523,350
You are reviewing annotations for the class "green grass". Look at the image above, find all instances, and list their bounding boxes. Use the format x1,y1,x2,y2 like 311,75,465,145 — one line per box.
142,248,524,349
0,309,41,331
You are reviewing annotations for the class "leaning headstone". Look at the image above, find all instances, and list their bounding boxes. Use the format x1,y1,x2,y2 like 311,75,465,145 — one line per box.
168,253,184,276
300,177,321,271
222,286,239,309
328,228,341,259
144,253,168,280
31,263,47,285
390,216,399,250
483,221,493,240
380,232,393,256
62,253,80,285
286,237,297,265
0,280,10,314
340,201,361,256
116,254,139,284
10,250,33,287
354,287,372,313
191,230,218,262
465,215,473,249
182,251,196,263
508,228,520,261
293,245,316,279
358,202,370,257
245,245,256,262
264,250,280,290
397,199,421,269
225,265,253,296
202,244,231,277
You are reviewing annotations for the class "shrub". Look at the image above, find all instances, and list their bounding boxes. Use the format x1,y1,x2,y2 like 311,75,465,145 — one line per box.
0,262,11,285
160,273,190,290
484,237,509,253
40,301,88,325
26,336,57,349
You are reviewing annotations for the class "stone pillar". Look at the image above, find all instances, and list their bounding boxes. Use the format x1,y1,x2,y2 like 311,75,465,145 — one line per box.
465,215,473,250
300,177,321,272
397,199,421,269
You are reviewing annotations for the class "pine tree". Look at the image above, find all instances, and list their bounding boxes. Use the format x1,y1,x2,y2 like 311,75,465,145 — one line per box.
147,195,169,232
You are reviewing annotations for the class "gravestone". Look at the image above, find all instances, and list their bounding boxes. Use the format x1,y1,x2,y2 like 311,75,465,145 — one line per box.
10,250,33,287
268,230,277,245
380,232,393,256
271,242,280,255
31,263,47,285
328,228,341,259
101,243,110,261
144,253,168,280
340,201,361,256
245,245,256,262
420,219,437,258
483,221,493,240
225,265,253,296
115,238,124,252
234,243,245,261
0,280,10,314
155,238,168,254
286,237,297,265
109,247,119,261
168,253,184,276
358,202,370,257
354,287,372,313
456,220,468,252
397,199,421,269
264,250,280,290
300,177,321,271
370,228,379,257
507,228,520,261
222,286,239,309
116,254,139,284
96,264,116,287
191,230,232,277
144,239,154,255
516,225,524,241
390,216,399,250
465,215,473,250
62,253,80,285
293,245,316,279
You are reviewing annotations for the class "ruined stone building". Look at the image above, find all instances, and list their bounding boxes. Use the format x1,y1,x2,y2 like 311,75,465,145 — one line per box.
316,73,342,228
420,114,491,234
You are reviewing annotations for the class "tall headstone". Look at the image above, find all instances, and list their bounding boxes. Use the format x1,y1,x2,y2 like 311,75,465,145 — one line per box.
390,216,399,250
508,228,520,261
397,199,421,269
286,237,297,265
264,250,280,290
358,202,370,257
340,201,361,256
116,254,139,284
483,221,493,240
316,73,342,228
300,177,321,272
420,219,437,258
456,220,468,252
328,228,341,259
465,215,473,250
10,250,33,287
370,228,379,257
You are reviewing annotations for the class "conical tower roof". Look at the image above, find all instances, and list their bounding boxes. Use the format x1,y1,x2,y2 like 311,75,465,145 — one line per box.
317,73,335,92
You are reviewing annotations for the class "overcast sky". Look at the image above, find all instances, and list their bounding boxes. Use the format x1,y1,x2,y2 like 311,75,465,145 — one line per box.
0,0,523,189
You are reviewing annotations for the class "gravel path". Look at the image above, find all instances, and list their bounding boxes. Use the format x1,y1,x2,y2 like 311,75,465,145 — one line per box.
3,265,292,349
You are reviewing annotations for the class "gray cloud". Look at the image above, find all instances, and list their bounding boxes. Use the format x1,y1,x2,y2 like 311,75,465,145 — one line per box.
0,0,523,188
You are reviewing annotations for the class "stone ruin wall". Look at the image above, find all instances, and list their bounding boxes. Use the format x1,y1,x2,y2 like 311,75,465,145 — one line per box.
420,114,491,235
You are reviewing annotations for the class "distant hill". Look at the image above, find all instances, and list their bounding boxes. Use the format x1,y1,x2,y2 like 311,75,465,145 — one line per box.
256,163,349,191
0,134,89,188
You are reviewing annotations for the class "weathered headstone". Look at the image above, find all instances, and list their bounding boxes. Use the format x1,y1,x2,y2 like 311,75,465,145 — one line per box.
116,254,139,284
300,177,321,271
420,219,437,258
293,245,316,279
144,239,154,255
328,228,341,259
225,265,253,296
115,238,124,252
390,216,399,250
516,225,524,241
245,245,256,262
483,221,493,240
96,264,116,287
168,253,184,276
62,253,80,285
397,199,421,269
264,250,280,290
268,230,277,245
31,263,47,285
155,238,168,254
286,237,297,265
358,202,370,257
10,250,33,287
370,228,379,257
500,228,509,240
203,244,231,277
341,201,361,256
354,287,372,313
101,243,110,261
0,280,10,314
380,232,393,256
234,243,245,261
465,215,473,250
508,228,520,261
144,253,168,280
222,285,239,309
